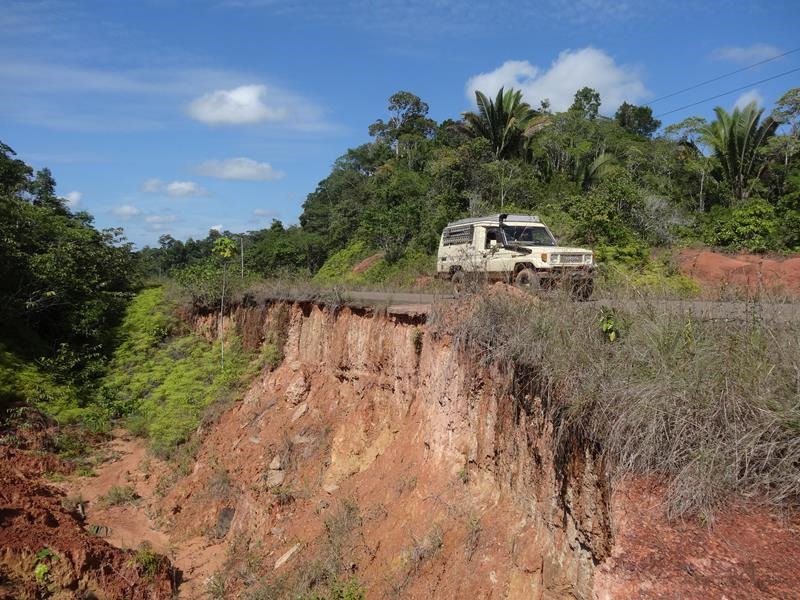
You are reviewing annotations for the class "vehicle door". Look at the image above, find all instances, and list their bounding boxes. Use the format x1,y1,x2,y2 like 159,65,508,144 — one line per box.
484,226,516,277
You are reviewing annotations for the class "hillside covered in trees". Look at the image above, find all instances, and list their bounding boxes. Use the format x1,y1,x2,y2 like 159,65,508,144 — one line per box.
0,142,137,417
139,85,800,284
1,84,799,419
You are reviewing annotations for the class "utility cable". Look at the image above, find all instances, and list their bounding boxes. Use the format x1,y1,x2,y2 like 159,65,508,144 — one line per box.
654,66,800,118
648,47,800,105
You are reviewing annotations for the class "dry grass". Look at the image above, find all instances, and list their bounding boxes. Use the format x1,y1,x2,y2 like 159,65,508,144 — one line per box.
437,292,800,518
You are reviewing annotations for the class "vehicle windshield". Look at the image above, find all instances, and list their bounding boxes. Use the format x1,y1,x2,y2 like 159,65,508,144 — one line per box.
501,225,555,246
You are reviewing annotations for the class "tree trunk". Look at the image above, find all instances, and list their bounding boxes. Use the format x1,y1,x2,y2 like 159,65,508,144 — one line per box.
699,167,706,212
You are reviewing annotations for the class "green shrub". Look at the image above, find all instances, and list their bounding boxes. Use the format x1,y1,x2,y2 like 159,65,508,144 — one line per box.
360,249,434,287
99,287,253,457
0,344,79,418
97,484,138,507
313,242,372,284
599,252,701,298
127,543,163,579
302,577,366,600
702,200,778,252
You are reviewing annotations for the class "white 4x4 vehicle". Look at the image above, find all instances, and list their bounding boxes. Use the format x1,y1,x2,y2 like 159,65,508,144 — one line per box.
436,213,595,300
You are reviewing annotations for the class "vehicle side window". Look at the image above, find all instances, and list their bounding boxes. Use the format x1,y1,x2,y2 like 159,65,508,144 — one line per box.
442,225,473,246
485,227,499,248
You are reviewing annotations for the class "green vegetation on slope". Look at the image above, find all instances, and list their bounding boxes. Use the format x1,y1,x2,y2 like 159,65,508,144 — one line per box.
98,287,255,457
0,141,136,418
312,241,434,287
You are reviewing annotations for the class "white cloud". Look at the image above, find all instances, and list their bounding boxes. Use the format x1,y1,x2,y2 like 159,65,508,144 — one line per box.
165,180,207,197
465,47,647,114
143,179,208,197
713,44,782,63
144,214,177,224
210,224,223,232
141,178,163,193
112,204,141,217
197,157,285,181
188,84,288,125
0,62,337,133
64,191,82,209
733,89,764,110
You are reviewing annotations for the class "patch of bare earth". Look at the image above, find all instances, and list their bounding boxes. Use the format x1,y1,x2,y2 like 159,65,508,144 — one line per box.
680,249,800,298
64,433,171,554
594,478,800,599
0,446,176,599
352,252,384,274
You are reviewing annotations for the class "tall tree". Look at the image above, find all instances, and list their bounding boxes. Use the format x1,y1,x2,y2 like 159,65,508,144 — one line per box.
368,91,436,162
664,116,714,210
615,102,661,137
461,87,537,160
768,88,800,196
0,141,32,196
570,87,601,120
700,102,779,203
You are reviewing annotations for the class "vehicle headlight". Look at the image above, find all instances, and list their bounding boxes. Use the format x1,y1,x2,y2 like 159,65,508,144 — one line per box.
585,254,593,264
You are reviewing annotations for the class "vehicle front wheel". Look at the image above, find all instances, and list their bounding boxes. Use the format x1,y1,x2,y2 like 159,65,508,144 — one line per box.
570,278,594,301
514,268,540,292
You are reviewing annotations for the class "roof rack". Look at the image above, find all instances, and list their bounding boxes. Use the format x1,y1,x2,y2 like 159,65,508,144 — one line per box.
446,213,540,227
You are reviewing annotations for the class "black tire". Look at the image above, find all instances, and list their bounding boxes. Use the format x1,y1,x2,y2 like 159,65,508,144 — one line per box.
570,277,594,301
451,270,466,296
514,268,540,292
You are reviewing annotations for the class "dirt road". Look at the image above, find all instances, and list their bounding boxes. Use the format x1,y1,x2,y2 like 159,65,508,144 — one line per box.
340,290,800,322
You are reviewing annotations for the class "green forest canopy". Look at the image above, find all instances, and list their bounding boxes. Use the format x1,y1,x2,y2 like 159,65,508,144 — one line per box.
138,86,800,282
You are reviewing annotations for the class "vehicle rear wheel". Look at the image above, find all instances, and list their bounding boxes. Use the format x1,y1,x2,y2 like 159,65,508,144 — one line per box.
570,277,594,301
451,270,465,296
514,268,540,292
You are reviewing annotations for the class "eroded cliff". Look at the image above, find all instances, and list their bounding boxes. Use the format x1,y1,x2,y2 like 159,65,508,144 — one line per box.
151,300,612,598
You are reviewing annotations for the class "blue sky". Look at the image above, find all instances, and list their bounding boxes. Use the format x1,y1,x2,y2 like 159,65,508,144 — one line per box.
2,0,799,247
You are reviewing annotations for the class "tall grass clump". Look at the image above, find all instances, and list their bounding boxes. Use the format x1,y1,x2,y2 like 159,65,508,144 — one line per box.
99,286,252,457
445,293,800,517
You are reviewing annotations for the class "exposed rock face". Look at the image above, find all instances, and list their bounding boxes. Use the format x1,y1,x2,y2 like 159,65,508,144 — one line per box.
168,302,612,598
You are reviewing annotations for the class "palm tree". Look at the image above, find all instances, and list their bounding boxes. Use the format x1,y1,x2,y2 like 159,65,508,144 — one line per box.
700,102,778,203
574,152,618,190
461,88,538,160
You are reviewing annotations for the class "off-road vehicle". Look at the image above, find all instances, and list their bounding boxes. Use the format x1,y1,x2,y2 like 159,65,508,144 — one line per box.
436,213,595,300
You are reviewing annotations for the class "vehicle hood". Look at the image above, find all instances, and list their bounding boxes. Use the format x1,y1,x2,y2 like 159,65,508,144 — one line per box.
549,246,593,254
501,245,593,254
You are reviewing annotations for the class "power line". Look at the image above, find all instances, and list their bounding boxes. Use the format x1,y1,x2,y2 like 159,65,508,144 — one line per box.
654,66,800,118
647,47,800,105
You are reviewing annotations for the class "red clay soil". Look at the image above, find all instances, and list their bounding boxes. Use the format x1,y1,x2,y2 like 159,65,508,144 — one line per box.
0,446,177,600
679,249,800,298
152,302,607,599
352,252,384,274
594,478,800,599
7,300,799,599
